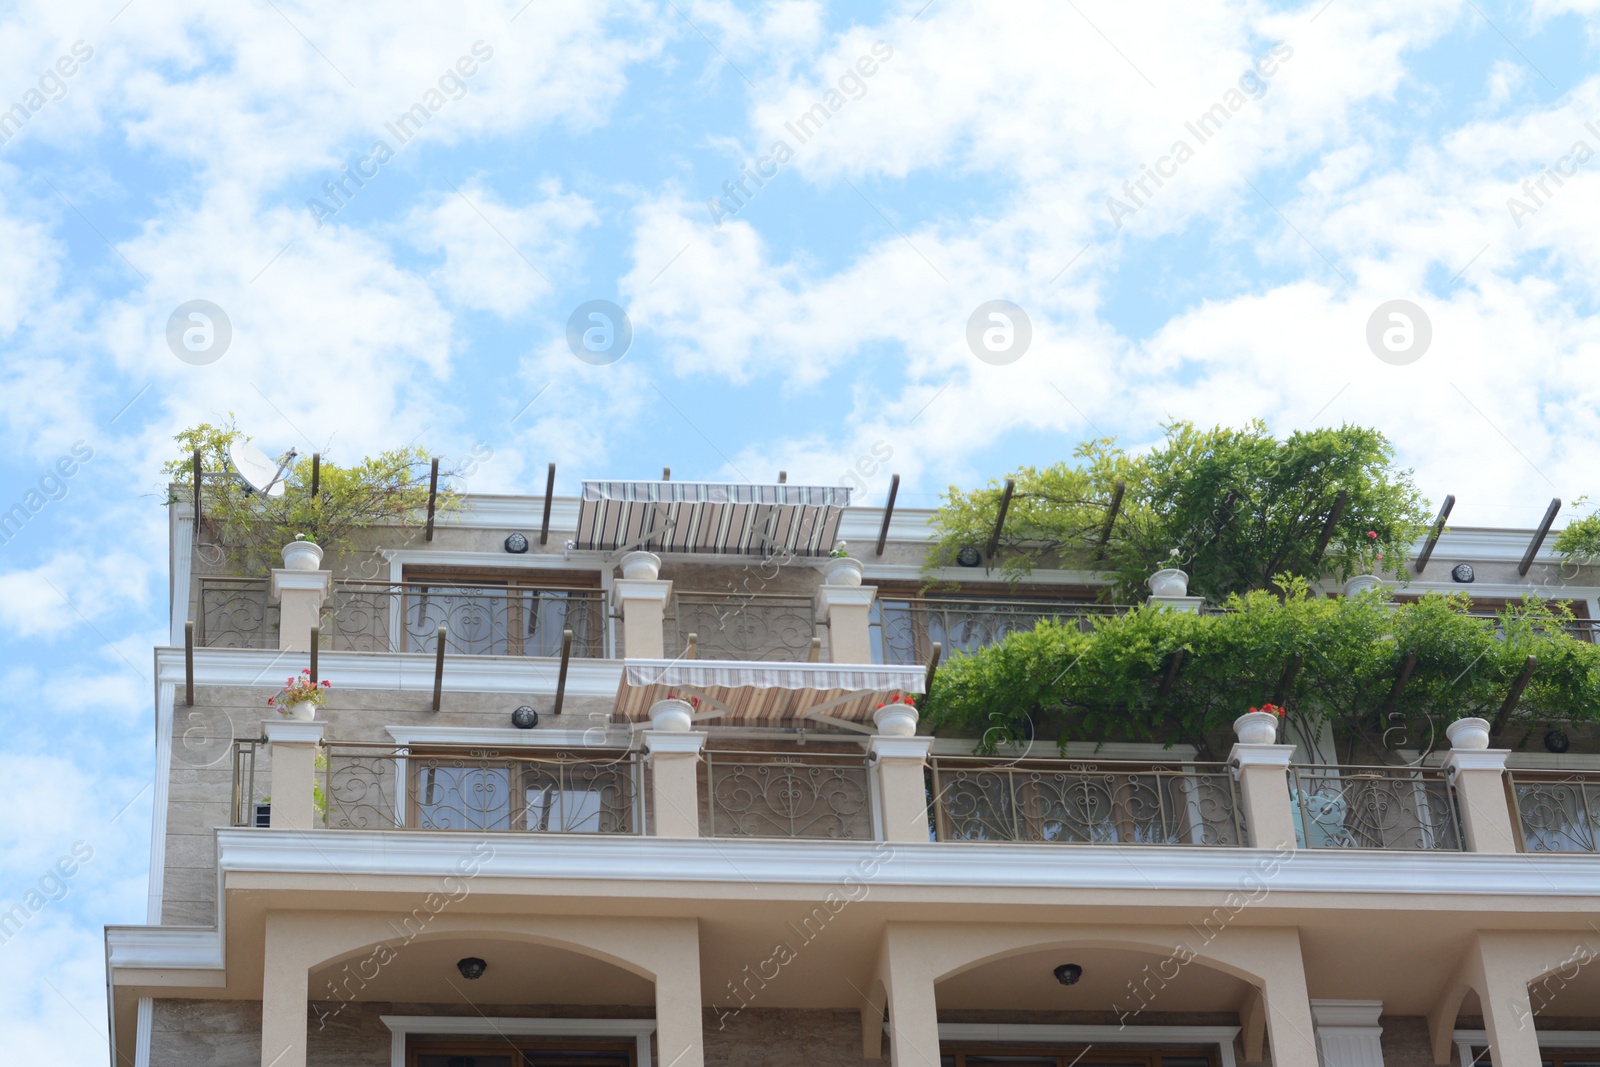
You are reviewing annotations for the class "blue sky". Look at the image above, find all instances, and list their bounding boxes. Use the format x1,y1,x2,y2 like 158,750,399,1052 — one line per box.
3,0,1600,1057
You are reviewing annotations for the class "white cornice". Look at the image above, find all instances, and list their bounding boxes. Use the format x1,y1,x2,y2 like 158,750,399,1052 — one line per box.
213,829,1600,898
106,925,225,971
156,647,624,698
384,725,635,748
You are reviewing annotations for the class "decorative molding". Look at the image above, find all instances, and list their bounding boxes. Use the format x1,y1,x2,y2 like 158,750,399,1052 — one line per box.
147,682,175,925
817,585,877,613
1453,1029,1600,1067
213,829,1600,898
858,562,1106,586
937,1024,1239,1067
107,924,226,971
1443,749,1511,775
384,725,635,749
1229,743,1295,770
1310,1000,1384,1027
269,568,332,602
868,736,934,761
155,647,626,698
264,720,326,744
642,730,708,755
1311,1000,1385,1067
379,1015,656,1067
611,578,673,608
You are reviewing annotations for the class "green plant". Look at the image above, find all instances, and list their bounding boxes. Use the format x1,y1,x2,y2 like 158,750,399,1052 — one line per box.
925,422,1432,603
267,668,331,712
830,540,852,558
922,583,1600,759
163,416,462,573
1555,497,1600,564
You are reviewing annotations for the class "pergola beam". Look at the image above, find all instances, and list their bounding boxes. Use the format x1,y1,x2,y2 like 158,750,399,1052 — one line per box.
539,462,556,545
1413,495,1455,574
1490,655,1538,737
875,473,900,557
1094,481,1126,561
985,478,1016,560
552,629,573,718
1312,489,1349,564
1517,498,1561,576
432,626,447,711
423,457,440,542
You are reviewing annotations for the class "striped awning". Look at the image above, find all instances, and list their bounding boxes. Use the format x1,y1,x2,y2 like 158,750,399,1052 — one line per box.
575,481,850,557
614,658,925,726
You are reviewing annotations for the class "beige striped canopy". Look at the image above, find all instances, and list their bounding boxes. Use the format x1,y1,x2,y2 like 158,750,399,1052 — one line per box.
614,658,927,725
575,481,850,557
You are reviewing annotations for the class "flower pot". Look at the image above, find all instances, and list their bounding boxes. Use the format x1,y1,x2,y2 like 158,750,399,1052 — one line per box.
281,539,324,571
649,698,695,733
620,550,663,581
1233,710,1280,745
1148,567,1189,598
282,700,317,722
1446,716,1492,750
873,702,919,737
823,556,864,587
1343,574,1383,596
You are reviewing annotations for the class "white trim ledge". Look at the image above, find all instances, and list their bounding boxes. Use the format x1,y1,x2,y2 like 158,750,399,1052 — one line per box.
937,1024,1239,1067
380,1015,655,1067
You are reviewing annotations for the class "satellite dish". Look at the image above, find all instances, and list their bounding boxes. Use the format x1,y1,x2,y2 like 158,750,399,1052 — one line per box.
228,439,296,498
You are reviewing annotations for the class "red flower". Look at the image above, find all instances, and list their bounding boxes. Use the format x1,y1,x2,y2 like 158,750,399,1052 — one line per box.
266,696,275,705
1367,530,1378,540
321,679,331,687
301,668,311,675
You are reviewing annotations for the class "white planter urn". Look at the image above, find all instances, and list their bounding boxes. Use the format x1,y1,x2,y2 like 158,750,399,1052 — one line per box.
620,550,663,581
649,698,695,733
1343,574,1383,596
1446,716,1492,750
1148,567,1189,598
823,556,864,587
281,539,324,571
1233,710,1280,745
281,700,318,722
873,702,919,737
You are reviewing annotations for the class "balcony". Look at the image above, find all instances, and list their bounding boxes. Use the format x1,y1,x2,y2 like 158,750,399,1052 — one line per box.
1290,764,1462,851
929,756,1244,845
199,577,607,656
1509,770,1600,852
873,597,1124,664
664,592,818,661
702,748,873,839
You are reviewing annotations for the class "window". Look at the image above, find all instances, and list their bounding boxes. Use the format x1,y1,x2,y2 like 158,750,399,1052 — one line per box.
398,568,605,657
408,750,639,835
409,1039,635,1067
940,1047,1217,1067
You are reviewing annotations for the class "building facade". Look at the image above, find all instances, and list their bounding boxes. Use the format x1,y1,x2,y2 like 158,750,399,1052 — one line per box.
105,480,1600,1067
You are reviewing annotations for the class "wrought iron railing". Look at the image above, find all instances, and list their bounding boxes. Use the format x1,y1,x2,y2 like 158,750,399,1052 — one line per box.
702,749,873,839
929,757,1245,845
199,578,281,649
198,578,607,657
873,598,1125,665
231,741,644,833
1290,764,1462,851
230,738,270,827
667,592,818,662
1509,771,1600,853
325,582,607,657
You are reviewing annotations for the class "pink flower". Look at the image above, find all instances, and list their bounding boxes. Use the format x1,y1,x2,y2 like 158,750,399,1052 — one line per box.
321,679,331,687
1366,530,1378,540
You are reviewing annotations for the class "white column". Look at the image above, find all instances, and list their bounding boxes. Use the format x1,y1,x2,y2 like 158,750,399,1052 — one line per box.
270,569,332,651
264,720,324,830
1230,743,1298,850
870,735,933,842
613,579,673,659
260,914,309,1067
643,700,706,837
819,585,877,663
1312,1000,1386,1067
1443,748,1517,853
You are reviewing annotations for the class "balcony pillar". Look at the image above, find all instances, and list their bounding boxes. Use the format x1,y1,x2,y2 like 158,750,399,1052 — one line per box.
1311,1000,1386,1067
613,579,673,659
869,725,933,842
819,585,877,663
1430,933,1544,1067
1230,743,1297,850
880,926,941,1067
1443,741,1516,854
654,920,707,1067
270,569,332,652
264,720,324,830
1256,932,1321,1067
260,913,310,1067
644,700,706,837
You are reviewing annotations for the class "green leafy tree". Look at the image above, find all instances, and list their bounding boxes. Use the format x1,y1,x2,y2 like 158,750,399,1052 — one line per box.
163,417,462,573
923,585,1600,760
926,422,1432,603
